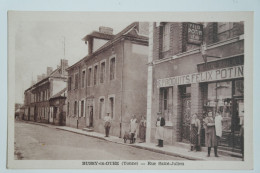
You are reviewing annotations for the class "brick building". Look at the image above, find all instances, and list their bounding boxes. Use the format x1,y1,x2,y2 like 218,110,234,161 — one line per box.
146,22,244,152
24,59,68,124
66,22,149,138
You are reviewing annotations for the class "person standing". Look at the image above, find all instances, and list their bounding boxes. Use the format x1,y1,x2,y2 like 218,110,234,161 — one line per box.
155,112,165,147
240,110,244,161
203,111,218,157
189,113,201,151
104,113,112,137
215,111,223,157
130,115,138,144
139,115,146,143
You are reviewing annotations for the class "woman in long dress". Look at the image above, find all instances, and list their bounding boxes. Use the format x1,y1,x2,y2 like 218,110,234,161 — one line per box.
139,115,146,142
189,113,201,151
129,115,138,144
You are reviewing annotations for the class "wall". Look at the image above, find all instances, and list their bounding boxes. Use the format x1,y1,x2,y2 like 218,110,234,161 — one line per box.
52,80,67,97
121,41,148,136
150,22,244,145
66,60,88,129
85,40,124,137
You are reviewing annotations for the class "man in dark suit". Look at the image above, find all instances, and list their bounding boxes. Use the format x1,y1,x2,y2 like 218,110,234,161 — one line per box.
155,112,165,147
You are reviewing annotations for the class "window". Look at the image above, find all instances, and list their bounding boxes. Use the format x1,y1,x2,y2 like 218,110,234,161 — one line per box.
99,98,105,119
46,89,49,100
81,100,84,117
75,73,79,89
162,23,171,52
67,102,69,117
159,88,169,112
218,22,233,34
68,77,72,90
159,87,173,122
110,57,115,80
94,65,98,85
217,22,234,42
205,81,232,131
100,61,106,83
82,70,86,88
74,101,77,116
88,67,92,86
109,97,114,119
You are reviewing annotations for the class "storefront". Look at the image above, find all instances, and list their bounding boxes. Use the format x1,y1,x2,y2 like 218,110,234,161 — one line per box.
156,56,244,152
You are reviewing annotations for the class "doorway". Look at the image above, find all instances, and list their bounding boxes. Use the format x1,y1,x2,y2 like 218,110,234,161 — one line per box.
86,99,94,127
180,85,191,143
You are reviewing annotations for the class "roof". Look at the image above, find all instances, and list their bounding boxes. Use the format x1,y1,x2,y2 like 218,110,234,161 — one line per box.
49,87,67,100
87,22,148,58
66,22,148,71
82,31,115,41
25,66,67,93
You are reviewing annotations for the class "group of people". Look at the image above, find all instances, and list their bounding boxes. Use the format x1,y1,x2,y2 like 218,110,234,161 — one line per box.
189,111,223,157
103,113,147,143
104,111,244,159
155,111,224,157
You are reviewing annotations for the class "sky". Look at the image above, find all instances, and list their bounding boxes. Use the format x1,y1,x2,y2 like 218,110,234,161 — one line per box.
13,12,132,104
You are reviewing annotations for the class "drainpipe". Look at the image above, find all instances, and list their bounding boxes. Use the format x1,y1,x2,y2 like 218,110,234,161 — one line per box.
119,38,125,138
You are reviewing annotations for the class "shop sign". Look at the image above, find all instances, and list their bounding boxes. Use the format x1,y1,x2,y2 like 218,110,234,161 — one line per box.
157,65,244,88
187,23,203,45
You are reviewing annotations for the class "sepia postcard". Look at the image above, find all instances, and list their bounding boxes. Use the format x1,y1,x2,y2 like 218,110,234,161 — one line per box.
7,11,254,169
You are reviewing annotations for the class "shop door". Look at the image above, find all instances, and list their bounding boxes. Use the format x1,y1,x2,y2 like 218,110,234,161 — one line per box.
181,96,191,143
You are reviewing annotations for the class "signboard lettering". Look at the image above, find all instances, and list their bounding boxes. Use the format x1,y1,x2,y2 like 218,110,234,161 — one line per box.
157,65,244,88
187,23,203,45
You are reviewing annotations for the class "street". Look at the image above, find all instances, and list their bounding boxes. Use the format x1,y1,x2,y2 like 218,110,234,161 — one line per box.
14,121,185,160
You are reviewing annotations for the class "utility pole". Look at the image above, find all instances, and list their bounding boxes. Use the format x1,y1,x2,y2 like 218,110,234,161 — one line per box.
63,36,66,59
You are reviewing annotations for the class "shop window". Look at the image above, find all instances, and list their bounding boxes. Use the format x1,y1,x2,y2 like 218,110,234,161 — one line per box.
205,81,232,131
159,87,173,122
234,79,244,97
110,57,115,80
100,61,106,84
82,70,86,88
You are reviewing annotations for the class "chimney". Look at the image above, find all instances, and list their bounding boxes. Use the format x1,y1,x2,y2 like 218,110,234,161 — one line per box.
47,67,53,76
99,26,113,35
37,75,41,82
31,80,36,86
137,22,149,36
60,59,68,75
42,74,46,79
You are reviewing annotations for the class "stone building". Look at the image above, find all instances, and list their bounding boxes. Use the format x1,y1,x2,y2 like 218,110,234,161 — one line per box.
146,22,244,152
66,22,149,138
49,88,67,126
23,59,68,124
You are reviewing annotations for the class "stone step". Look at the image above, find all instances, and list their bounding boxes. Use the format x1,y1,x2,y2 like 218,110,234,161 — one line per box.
82,127,94,132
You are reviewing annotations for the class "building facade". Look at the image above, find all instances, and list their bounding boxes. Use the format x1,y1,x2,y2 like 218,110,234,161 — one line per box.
66,22,149,138
24,59,68,124
147,22,244,152
49,88,67,126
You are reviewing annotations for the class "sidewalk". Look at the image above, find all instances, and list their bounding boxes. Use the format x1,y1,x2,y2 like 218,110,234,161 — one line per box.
22,120,242,161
